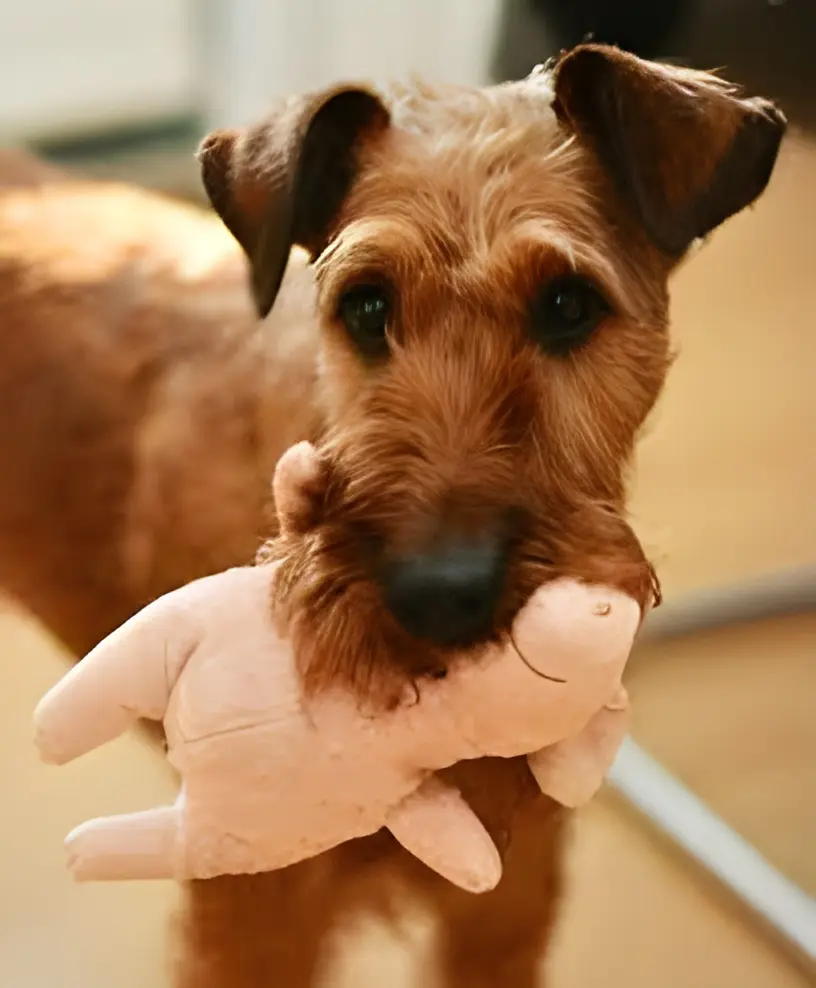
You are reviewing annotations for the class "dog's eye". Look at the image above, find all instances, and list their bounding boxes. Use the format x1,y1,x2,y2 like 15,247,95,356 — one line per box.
337,284,391,358
530,275,611,355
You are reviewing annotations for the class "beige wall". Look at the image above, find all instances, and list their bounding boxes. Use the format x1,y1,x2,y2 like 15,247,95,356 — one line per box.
631,133,816,594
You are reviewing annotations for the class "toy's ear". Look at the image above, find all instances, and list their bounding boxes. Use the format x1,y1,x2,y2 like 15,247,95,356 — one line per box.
198,85,390,318
552,44,786,258
272,442,326,535
528,687,629,808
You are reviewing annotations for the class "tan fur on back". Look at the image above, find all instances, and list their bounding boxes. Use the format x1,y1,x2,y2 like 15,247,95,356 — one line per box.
0,159,319,650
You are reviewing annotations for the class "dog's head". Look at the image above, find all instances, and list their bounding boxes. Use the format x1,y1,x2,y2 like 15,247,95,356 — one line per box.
200,45,785,703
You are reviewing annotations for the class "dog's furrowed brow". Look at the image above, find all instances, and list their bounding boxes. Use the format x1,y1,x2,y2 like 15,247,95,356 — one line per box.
315,217,460,298
314,216,642,333
490,224,630,314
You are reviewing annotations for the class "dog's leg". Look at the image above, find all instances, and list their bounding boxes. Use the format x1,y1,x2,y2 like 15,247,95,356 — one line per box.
432,797,565,987
402,760,566,988
175,863,340,988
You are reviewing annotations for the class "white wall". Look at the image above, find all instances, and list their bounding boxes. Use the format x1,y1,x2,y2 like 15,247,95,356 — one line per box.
200,0,503,129
0,0,502,141
0,0,197,141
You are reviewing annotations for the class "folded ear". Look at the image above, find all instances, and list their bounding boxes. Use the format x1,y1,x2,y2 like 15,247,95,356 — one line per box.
197,85,390,318
272,441,325,536
552,44,787,259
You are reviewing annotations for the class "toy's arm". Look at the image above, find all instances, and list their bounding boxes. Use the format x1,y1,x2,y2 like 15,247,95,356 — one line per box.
34,442,319,770
527,687,630,808
386,777,502,894
34,595,198,766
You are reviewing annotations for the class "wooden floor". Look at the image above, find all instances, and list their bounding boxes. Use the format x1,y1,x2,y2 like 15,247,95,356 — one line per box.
2,135,814,987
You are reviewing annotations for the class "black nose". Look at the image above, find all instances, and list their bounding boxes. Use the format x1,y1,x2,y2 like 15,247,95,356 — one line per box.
382,536,509,647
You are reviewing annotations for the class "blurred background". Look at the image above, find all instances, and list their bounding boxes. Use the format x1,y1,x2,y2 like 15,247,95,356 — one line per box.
1,2,814,986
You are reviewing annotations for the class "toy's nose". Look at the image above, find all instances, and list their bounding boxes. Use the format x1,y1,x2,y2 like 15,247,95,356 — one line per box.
381,535,509,647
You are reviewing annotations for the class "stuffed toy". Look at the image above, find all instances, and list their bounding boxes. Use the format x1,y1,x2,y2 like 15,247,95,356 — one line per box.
34,442,644,895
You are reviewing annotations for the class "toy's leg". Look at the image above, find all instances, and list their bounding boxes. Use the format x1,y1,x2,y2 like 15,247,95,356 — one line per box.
386,776,502,894
528,688,630,808
66,803,181,881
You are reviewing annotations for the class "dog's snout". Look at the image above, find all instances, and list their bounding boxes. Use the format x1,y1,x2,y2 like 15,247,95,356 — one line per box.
382,535,509,647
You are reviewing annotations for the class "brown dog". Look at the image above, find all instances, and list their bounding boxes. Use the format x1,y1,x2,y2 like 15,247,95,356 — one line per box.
0,45,784,988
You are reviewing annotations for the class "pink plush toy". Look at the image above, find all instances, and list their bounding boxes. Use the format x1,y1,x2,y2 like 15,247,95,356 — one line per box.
34,443,643,895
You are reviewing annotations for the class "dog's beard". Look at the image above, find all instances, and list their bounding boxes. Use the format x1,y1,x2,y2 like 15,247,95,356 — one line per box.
513,500,659,613
261,448,656,709
264,518,452,708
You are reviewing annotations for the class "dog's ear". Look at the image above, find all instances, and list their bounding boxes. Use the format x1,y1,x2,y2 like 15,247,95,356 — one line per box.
197,85,390,317
551,44,786,258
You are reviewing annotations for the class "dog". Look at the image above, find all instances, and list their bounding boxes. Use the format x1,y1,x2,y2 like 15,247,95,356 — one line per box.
0,45,784,988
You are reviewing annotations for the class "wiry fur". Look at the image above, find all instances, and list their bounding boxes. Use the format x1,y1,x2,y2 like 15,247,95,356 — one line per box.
0,45,784,988
261,74,674,707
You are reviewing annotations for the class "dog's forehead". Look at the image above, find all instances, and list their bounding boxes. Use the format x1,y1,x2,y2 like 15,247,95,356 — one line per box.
383,74,557,142
378,76,577,190
337,78,613,283
320,75,669,326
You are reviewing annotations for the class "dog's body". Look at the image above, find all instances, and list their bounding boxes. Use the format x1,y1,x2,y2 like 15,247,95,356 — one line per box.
0,46,784,988
0,159,306,649
0,147,561,988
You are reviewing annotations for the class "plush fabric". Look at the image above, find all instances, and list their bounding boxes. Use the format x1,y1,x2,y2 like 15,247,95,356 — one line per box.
33,443,641,894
